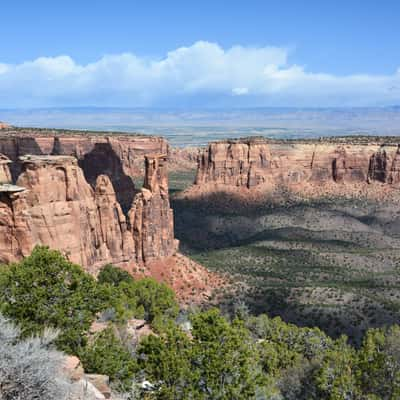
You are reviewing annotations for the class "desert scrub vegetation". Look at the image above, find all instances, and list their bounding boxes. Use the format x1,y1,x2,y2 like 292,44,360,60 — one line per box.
0,314,71,400
168,170,197,195
3,247,400,398
0,246,179,390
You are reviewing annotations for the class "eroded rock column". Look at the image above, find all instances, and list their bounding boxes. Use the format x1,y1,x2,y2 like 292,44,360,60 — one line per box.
129,154,177,263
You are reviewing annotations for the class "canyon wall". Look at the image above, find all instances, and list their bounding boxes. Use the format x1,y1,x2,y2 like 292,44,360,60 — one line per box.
0,130,168,211
0,153,177,271
0,155,12,184
195,138,400,189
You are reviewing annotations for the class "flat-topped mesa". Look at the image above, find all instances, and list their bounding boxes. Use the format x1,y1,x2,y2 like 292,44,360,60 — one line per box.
0,153,177,271
0,129,169,212
195,139,400,189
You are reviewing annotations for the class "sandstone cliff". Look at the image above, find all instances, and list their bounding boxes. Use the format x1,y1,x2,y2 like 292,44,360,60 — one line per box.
195,138,400,189
0,154,177,271
129,155,177,263
0,129,168,212
0,155,12,184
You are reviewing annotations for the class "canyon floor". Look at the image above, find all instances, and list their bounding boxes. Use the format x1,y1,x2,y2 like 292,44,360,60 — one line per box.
169,168,400,344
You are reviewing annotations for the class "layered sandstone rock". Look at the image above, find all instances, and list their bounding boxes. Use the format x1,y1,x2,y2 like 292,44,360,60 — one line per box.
168,146,199,172
0,187,34,263
0,154,12,184
195,138,400,189
0,130,168,211
0,153,177,270
129,155,177,263
0,129,224,304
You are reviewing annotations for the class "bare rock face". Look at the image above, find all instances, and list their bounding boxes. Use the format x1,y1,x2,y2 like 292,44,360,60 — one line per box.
0,154,12,184
0,153,177,271
195,139,400,190
0,122,10,129
0,185,35,263
94,175,135,266
0,131,168,212
168,146,199,172
13,156,125,270
388,146,400,185
129,155,177,263
368,147,389,183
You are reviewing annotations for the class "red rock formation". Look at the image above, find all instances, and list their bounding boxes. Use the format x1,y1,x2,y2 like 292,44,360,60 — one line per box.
0,130,168,211
195,139,400,190
0,131,224,304
0,154,12,184
388,146,400,185
368,147,389,183
129,155,177,263
0,154,177,271
0,122,10,129
0,131,168,175
0,187,34,263
168,146,199,172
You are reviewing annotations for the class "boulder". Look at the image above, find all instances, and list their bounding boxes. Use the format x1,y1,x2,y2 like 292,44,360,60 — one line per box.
63,356,84,382
85,374,112,399
71,379,106,400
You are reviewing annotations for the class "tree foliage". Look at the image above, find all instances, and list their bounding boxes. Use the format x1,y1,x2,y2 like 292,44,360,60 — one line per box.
78,327,137,390
98,265,179,325
0,246,105,353
138,309,269,399
98,263,135,286
2,248,400,399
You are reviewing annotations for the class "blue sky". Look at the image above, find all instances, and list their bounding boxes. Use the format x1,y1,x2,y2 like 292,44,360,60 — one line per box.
1,0,400,108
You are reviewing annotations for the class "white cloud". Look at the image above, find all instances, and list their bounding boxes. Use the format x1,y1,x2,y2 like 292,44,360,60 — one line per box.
232,87,249,96
0,41,399,107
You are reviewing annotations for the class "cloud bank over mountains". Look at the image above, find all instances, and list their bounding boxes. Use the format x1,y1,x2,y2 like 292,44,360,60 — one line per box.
0,41,399,107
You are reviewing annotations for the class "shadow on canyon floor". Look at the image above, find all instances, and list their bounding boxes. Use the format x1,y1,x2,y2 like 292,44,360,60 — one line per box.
170,172,400,344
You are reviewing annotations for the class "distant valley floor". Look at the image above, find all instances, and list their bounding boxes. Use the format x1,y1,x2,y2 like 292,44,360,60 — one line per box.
169,169,400,344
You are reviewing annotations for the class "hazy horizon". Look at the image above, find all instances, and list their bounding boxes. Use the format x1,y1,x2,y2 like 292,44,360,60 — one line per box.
2,106,400,146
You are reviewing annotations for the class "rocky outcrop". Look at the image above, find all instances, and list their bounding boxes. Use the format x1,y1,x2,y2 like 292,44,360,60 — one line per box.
0,122,10,129
0,154,177,271
0,130,168,211
0,154,12,184
0,188,34,263
368,145,400,185
129,155,177,263
195,138,400,189
63,356,112,399
168,146,199,172
388,146,400,185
